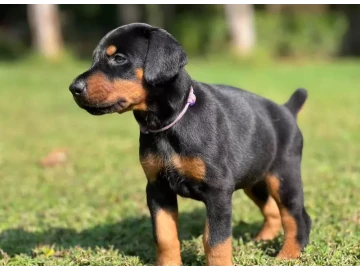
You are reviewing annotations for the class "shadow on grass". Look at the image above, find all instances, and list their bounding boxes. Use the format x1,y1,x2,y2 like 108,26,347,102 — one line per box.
0,208,280,265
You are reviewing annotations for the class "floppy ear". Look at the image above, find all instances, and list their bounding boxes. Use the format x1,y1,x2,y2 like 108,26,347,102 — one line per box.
144,29,187,85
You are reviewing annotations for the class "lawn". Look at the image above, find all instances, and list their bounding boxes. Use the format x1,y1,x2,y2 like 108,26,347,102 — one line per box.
0,57,359,266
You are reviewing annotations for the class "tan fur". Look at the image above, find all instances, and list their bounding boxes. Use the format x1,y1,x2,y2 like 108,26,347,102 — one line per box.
265,174,281,202
140,154,163,182
86,72,147,112
106,45,117,56
140,153,206,182
172,155,206,181
265,174,301,259
135,68,144,81
203,219,233,266
244,188,282,241
155,209,182,266
277,209,301,259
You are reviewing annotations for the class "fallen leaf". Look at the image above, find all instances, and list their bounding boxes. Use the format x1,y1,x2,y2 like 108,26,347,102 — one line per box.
40,148,68,167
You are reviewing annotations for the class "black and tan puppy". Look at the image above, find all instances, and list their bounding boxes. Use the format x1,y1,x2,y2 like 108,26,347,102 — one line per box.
69,23,311,266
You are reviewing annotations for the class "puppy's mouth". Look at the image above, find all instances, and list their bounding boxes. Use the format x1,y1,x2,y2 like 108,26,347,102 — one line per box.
74,98,128,115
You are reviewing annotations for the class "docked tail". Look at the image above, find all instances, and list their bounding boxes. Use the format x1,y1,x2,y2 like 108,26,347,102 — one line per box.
284,88,308,116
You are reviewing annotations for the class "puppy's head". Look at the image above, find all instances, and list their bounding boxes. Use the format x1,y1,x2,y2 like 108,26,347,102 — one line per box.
69,23,187,115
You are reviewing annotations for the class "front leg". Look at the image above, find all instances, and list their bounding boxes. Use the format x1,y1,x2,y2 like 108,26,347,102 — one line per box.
146,182,182,266
203,190,233,266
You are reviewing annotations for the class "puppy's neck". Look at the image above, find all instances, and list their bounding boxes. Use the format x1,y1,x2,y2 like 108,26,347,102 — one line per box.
133,69,192,132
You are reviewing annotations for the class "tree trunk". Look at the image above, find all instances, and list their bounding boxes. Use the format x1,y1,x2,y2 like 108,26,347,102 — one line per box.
225,4,256,57
145,5,164,28
117,4,142,25
161,4,175,29
27,4,63,60
341,5,360,56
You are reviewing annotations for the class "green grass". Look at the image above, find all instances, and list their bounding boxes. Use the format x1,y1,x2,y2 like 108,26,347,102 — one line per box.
0,57,359,266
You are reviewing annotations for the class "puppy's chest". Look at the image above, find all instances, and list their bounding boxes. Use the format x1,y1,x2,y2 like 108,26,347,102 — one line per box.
139,144,206,198
140,152,205,181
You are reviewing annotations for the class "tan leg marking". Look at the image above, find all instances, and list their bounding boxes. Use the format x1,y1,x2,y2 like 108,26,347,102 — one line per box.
172,155,206,181
265,174,301,259
155,209,182,266
140,154,163,182
244,187,282,241
203,219,233,266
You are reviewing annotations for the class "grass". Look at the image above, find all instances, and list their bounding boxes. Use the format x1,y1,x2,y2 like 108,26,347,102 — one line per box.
0,57,359,266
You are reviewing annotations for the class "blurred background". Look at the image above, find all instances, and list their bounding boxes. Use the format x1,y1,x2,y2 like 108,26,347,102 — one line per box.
1,4,360,60
0,4,359,266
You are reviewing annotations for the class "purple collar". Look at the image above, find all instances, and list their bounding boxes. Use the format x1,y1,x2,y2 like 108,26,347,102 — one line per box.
138,86,196,134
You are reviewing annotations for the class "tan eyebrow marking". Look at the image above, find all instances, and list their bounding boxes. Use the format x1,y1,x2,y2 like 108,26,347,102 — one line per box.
106,45,117,56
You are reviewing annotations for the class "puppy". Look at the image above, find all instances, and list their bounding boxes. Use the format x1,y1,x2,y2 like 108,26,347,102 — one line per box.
69,23,311,266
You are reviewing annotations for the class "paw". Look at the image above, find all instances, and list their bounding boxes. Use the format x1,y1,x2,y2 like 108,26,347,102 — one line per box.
254,222,282,242
155,260,182,266
276,250,301,260
254,231,279,241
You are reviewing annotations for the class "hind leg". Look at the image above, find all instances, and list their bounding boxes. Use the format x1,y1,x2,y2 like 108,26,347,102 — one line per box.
244,181,282,241
265,162,311,259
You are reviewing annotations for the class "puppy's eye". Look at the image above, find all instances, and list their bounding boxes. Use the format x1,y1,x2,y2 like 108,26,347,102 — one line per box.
114,54,127,64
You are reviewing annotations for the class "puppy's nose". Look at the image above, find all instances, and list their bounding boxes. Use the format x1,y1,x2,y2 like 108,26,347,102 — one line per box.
69,80,86,96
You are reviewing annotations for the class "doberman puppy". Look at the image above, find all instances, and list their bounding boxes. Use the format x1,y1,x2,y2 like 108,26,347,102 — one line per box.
69,23,311,266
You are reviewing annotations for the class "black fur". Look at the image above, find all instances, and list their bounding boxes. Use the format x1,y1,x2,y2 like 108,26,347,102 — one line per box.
284,88,308,116
69,23,311,265
144,28,188,85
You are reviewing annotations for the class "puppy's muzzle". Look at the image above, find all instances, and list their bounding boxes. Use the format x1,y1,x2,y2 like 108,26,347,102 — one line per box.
69,79,87,97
